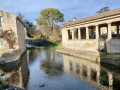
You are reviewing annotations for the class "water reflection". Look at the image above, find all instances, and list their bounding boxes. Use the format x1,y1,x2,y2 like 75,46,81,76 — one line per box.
40,47,63,78
0,51,29,89
0,47,120,90
63,55,120,90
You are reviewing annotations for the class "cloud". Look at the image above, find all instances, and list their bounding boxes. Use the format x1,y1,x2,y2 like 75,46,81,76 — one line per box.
0,0,120,25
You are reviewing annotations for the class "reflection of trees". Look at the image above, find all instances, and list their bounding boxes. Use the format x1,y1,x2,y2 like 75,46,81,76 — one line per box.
41,61,63,77
40,47,63,78
29,48,43,64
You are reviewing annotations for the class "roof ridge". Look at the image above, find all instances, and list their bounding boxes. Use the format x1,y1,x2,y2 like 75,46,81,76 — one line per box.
62,8,120,27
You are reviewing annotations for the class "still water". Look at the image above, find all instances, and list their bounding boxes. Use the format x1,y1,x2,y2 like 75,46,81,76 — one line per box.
0,47,120,90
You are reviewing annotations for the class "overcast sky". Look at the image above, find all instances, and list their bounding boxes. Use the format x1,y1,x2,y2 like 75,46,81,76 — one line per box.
0,0,120,25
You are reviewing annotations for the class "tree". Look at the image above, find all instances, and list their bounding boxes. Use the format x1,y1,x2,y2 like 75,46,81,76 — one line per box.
17,12,37,38
18,12,25,20
36,8,64,30
96,7,110,14
25,20,37,37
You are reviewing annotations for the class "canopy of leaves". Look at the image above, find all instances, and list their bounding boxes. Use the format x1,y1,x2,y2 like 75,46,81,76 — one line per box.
18,12,37,37
96,7,110,14
36,8,64,26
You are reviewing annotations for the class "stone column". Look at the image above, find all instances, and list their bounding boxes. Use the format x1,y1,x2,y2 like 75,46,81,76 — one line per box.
72,29,74,40
86,26,89,39
78,28,81,39
96,25,99,39
108,23,112,39
66,30,69,40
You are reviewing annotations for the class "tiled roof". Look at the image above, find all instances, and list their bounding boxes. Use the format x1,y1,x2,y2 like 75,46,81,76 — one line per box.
62,8,120,27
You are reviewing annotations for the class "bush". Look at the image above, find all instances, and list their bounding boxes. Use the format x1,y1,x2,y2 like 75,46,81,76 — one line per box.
0,29,17,49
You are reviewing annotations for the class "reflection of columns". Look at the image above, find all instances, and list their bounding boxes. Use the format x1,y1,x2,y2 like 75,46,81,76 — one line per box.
108,23,112,39
108,72,113,90
78,28,81,39
73,63,76,73
72,29,74,40
87,66,91,80
96,25,99,39
117,25,119,38
96,69,100,85
80,64,83,75
86,27,89,39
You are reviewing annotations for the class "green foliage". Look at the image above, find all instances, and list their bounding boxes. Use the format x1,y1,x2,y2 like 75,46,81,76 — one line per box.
49,25,62,43
36,8,64,27
96,7,110,14
0,82,9,89
18,12,37,38
28,40,61,48
99,53,120,58
0,29,17,49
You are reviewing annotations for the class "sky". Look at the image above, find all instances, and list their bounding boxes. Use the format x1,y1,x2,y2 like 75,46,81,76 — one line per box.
0,0,120,25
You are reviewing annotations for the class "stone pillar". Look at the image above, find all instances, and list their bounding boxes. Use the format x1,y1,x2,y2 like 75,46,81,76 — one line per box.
66,30,69,40
72,29,74,40
86,26,89,39
96,25,99,39
108,23,112,39
108,72,113,90
78,28,81,39
117,25,119,38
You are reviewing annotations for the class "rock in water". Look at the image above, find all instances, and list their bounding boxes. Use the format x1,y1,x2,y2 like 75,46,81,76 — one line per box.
40,84,45,88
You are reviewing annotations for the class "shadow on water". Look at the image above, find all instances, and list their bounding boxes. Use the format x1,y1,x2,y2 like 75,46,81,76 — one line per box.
0,47,120,90
0,52,29,89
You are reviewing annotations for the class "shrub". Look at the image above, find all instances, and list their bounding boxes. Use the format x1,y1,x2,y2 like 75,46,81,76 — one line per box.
0,29,17,49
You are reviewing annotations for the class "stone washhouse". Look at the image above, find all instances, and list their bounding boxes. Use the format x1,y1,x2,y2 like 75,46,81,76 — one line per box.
61,8,120,53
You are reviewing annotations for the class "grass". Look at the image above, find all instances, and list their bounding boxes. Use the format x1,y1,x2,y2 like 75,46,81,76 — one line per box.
99,53,120,58
28,40,61,49
26,47,35,50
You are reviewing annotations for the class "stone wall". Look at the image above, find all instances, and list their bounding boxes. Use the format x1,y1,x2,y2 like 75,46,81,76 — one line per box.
0,38,8,50
62,39,99,52
0,10,26,56
107,39,120,53
16,19,26,55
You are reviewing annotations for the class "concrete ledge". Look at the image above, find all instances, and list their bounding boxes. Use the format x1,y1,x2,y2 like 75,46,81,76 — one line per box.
56,47,100,63
56,47,120,67
0,49,26,64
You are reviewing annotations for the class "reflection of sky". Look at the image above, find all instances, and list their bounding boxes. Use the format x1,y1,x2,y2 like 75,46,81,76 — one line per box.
27,47,97,90
0,0,120,25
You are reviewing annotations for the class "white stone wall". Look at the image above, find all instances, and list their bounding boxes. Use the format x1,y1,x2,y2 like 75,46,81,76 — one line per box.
62,39,99,52
0,10,26,55
107,39,120,53
0,38,8,50
16,19,26,55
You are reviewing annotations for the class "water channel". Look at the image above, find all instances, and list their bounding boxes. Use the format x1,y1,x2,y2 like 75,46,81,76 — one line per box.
0,47,120,90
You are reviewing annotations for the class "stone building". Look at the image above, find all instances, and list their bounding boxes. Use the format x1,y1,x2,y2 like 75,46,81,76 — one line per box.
62,8,120,53
0,10,26,56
